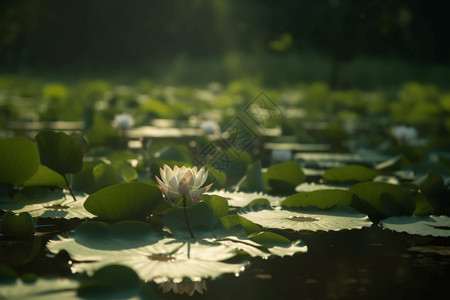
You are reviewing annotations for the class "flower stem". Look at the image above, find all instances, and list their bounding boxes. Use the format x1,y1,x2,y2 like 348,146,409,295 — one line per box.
63,174,77,202
183,196,195,239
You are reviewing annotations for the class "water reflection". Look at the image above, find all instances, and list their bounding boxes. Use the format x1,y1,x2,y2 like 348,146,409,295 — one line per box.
158,278,207,296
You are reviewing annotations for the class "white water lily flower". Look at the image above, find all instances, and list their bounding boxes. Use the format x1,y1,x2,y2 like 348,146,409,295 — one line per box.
156,165,213,203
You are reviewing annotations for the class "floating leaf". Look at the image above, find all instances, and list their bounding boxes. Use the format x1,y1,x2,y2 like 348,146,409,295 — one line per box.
47,221,247,282
2,191,95,219
0,137,40,185
350,182,415,221
282,189,355,209
35,131,83,176
263,161,305,192
375,155,409,172
295,182,349,193
323,165,378,183
381,215,450,237
208,190,284,207
238,206,372,232
84,182,163,220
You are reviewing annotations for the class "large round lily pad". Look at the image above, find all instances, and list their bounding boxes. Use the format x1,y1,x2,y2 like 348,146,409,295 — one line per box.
238,206,372,232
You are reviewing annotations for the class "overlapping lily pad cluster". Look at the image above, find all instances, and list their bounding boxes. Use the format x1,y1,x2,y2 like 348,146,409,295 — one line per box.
1,79,450,297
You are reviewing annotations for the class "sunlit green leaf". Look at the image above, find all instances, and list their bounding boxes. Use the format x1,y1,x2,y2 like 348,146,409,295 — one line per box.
282,189,354,209
21,165,66,188
84,183,163,220
0,137,40,185
350,182,415,221
263,161,305,192
323,165,378,183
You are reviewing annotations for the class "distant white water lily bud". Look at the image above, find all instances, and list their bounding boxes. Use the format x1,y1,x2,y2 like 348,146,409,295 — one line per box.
112,113,135,129
201,120,219,134
156,164,213,203
391,125,417,142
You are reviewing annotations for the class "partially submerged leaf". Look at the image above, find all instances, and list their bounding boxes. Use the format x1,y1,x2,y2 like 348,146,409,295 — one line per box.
0,137,40,185
381,215,450,237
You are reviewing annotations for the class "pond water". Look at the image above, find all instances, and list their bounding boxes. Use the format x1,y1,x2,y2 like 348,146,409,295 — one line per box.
157,226,449,299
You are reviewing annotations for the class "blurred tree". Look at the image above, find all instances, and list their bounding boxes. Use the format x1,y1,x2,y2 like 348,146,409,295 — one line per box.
0,0,448,83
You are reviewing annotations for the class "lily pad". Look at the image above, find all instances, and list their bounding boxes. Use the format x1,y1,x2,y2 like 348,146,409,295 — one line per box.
237,160,266,192
322,165,378,183
208,190,284,207
47,221,247,282
238,206,372,232
20,165,66,188
0,212,35,238
84,182,164,220
3,191,95,219
282,189,355,209
295,182,349,193
381,215,450,237
0,137,40,185
350,182,415,221
35,131,83,176
263,161,305,192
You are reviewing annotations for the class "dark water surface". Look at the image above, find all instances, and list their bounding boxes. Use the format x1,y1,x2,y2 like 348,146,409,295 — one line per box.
156,226,449,300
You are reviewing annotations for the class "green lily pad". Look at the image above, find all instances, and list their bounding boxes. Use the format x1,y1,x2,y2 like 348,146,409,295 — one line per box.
47,221,247,282
0,137,40,185
323,165,378,183
282,189,355,209
35,131,83,176
20,165,66,188
237,160,266,192
263,161,305,192
238,206,372,232
84,182,163,220
0,212,35,238
350,182,415,221
3,191,95,219
412,172,444,195
381,215,450,237
208,190,284,207
295,182,349,193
